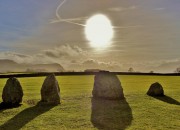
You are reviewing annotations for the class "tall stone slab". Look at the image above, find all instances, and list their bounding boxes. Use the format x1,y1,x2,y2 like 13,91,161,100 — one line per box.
93,71,124,99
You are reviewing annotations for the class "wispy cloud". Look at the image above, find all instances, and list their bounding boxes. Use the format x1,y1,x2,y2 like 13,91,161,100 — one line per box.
154,8,165,11
153,59,180,72
108,6,137,12
0,47,179,73
113,25,143,29
68,59,121,71
0,44,88,66
43,44,88,58
0,51,32,63
0,45,122,71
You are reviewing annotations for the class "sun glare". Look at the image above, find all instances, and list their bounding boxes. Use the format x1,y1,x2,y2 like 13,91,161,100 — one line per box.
85,14,114,48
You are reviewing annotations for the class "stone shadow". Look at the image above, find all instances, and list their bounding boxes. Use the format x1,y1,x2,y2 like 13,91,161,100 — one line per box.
0,102,55,130
0,102,22,112
91,98,133,130
151,95,180,105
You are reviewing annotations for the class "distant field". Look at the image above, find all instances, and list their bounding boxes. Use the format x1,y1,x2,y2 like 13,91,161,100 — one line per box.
0,75,179,130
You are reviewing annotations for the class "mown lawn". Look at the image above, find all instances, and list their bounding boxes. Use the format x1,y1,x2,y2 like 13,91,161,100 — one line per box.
0,75,179,130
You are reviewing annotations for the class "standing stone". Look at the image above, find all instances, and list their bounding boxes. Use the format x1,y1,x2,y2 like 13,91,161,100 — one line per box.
147,82,164,96
92,71,124,99
41,74,60,105
2,77,23,105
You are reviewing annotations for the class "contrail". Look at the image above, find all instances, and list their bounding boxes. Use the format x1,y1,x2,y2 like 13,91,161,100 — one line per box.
61,19,85,26
56,0,66,20
53,0,142,29
50,17,87,23
54,0,85,27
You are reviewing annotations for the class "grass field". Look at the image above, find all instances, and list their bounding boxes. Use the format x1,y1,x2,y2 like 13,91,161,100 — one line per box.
0,75,179,130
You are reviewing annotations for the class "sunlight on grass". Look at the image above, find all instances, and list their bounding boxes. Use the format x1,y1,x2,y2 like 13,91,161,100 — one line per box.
0,75,179,130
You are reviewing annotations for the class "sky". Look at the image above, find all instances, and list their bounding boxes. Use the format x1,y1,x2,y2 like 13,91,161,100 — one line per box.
0,0,180,72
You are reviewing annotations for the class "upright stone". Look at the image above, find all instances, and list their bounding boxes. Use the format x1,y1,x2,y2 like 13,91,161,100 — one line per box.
147,82,164,96
41,74,60,105
2,77,23,105
92,71,124,99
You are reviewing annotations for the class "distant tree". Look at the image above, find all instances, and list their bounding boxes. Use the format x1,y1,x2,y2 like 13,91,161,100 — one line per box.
149,71,154,73
26,68,34,72
175,67,180,73
128,67,134,73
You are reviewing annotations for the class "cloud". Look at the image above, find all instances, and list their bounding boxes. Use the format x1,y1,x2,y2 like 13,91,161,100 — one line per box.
1,52,30,58
43,44,87,58
0,44,121,71
0,52,32,63
1,45,179,73
0,45,89,70
68,59,121,71
108,6,137,12
154,8,165,11
153,59,180,72
119,59,180,73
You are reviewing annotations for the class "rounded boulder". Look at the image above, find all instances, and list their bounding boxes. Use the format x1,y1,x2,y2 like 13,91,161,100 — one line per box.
147,82,164,96
41,74,60,105
2,77,23,105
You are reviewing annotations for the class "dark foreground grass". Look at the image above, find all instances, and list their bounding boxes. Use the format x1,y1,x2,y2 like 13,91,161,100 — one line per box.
0,75,179,130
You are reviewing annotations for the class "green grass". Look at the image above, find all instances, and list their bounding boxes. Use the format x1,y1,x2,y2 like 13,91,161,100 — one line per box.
0,75,179,130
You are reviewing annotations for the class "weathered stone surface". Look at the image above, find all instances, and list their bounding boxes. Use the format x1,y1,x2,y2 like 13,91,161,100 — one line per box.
147,82,164,96
92,71,124,99
2,77,23,105
41,74,60,105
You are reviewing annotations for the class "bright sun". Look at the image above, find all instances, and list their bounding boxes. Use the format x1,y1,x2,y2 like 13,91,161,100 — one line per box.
85,14,114,48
